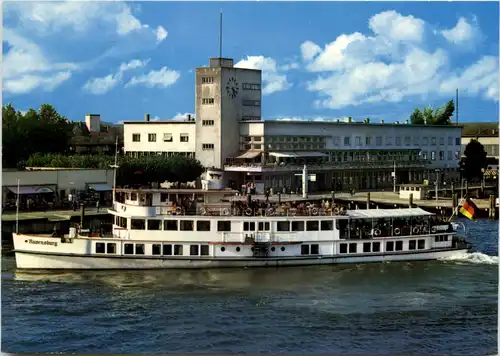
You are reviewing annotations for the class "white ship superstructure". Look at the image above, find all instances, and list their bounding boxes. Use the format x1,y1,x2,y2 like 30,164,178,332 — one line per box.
12,187,470,270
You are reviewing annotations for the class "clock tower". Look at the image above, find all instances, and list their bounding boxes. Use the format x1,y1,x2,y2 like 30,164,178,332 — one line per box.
195,57,262,170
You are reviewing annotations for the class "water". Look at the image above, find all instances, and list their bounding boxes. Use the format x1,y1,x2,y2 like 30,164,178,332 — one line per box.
2,218,498,354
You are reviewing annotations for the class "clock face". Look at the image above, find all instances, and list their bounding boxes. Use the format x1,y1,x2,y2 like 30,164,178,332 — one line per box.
226,77,239,99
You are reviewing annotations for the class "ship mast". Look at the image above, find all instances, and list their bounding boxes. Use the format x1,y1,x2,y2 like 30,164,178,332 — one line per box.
110,136,120,203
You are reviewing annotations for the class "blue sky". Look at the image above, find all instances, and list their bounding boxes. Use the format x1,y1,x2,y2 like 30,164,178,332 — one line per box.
3,1,499,124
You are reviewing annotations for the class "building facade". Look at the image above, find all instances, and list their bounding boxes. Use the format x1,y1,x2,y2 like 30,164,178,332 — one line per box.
460,122,499,171
124,57,462,193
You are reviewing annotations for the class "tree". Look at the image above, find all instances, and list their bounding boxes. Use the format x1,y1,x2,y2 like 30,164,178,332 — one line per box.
2,104,73,167
462,139,488,181
409,100,455,125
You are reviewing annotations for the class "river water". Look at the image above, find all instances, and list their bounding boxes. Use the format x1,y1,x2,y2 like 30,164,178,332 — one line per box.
1,218,498,354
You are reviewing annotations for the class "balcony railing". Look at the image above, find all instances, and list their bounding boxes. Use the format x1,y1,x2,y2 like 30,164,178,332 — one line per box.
224,160,430,172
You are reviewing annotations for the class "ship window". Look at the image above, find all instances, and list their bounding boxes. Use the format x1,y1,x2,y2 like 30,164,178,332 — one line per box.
131,219,146,230
164,220,178,231
372,242,381,252
301,244,310,255
152,244,161,255
306,221,319,231
148,219,161,230
106,243,116,254
221,247,226,252
244,222,256,231
277,221,290,231
310,244,319,255
363,242,371,253
258,222,270,231
197,220,211,231
271,247,276,252
395,241,403,251
236,247,241,252
135,244,145,255
201,245,209,256
409,240,416,250
386,241,394,252
291,221,305,231
124,243,134,255
190,245,199,256
321,220,334,231
131,193,137,201
348,243,357,253
339,243,347,254
180,220,194,231
174,244,183,256
96,242,105,254
417,239,425,249
117,217,127,228
160,193,168,202
163,244,172,255
217,221,232,232
281,246,285,252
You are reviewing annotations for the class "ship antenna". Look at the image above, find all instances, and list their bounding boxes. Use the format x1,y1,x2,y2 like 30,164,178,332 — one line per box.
110,136,120,204
219,9,223,58
15,177,20,234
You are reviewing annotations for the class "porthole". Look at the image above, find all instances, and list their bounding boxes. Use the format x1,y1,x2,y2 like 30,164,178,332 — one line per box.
271,247,276,252
236,247,241,252
281,247,285,252
221,247,226,252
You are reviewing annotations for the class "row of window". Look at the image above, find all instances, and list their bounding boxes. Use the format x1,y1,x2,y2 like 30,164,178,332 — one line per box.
131,133,189,143
242,83,261,90
125,151,195,159
336,136,460,147
242,100,261,107
95,242,211,256
241,116,261,121
202,120,215,126
423,150,460,161
339,239,426,254
201,77,214,84
202,98,215,105
125,218,337,232
202,143,215,150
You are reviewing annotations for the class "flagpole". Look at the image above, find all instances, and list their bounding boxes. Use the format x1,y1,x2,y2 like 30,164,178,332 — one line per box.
16,178,20,234
448,194,467,222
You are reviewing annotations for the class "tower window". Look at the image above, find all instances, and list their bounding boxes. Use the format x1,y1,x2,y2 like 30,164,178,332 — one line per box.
202,120,215,126
202,98,215,105
202,77,214,84
202,143,215,150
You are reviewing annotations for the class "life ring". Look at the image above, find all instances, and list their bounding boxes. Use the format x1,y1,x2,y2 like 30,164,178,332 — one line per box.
374,229,381,236
290,208,297,216
311,208,319,216
175,207,182,215
266,208,274,216
413,227,420,234
431,226,437,233
222,208,230,216
394,228,401,236
200,207,207,215
245,208,252,216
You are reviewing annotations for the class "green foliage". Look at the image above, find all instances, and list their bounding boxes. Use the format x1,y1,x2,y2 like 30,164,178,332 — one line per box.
409,100,455,125
23,153,204,186
462,139,488,181
2,104,73,168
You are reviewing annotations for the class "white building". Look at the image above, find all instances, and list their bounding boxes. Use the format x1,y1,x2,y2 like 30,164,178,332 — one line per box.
124,57,462,193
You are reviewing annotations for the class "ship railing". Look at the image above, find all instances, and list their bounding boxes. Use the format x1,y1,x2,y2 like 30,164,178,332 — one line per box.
198,204,347,218
220,232,300,243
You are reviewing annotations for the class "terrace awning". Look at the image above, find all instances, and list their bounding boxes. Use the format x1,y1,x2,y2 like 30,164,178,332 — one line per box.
269,151,328,158
88,184,113,191
346,208,434,219
236,151,262,159
6,186,54,195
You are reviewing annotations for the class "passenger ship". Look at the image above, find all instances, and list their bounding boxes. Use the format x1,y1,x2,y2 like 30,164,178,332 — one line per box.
12,185,471,270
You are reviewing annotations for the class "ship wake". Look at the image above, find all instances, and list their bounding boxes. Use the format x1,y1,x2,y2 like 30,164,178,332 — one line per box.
439,252,498,265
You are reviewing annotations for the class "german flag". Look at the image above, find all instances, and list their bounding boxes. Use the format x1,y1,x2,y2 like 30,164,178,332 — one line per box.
459,198,478,222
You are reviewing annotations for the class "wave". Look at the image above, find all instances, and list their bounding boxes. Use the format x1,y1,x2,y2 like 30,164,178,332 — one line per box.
440,252,499,265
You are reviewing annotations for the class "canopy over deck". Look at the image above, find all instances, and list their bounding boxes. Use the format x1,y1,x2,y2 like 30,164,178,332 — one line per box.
346,208,434,219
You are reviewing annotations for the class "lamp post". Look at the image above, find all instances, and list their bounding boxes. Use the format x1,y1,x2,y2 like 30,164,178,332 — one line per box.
481,167,486,197
435,168,441,205
459,167,464,199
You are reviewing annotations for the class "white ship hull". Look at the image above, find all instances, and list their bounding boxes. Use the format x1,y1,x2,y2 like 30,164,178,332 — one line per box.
14,248,468,270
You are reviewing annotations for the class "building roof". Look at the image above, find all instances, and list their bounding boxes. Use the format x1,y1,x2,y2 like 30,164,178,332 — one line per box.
123,120,195,125
460,122,499,137
241,119,463,129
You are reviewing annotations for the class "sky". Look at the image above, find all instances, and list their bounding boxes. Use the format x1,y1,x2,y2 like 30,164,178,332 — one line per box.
3,1,499,124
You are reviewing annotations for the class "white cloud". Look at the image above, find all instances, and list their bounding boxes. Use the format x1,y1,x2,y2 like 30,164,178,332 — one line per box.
300,10,498,109
83,58,151,95
156,26,168,42
368,10,425,42
235,56,291,95
171,112,195,121
126,67,181,89
300,41,322,61
2,28,76,94
441,17,480,45
440,56,499,101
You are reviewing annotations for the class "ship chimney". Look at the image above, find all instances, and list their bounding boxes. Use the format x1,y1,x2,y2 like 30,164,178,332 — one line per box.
187,114,191,121
145,113,150,122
